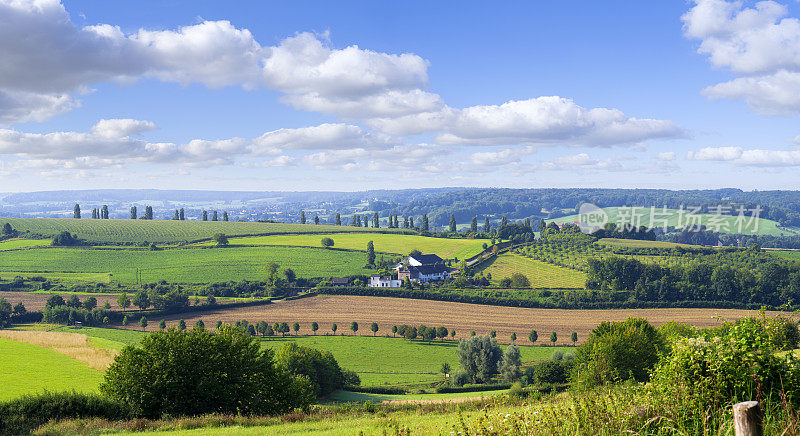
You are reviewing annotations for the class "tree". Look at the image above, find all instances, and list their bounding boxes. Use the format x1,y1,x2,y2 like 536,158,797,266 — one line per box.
441,362,451,376
335,213,341,226
202,210,208,221
366,241,375,266
122,315,129,327
571,317,667,387
457,335,503,383
82,296,97,310
101,205,109,219
550,331,557,346
101,326,313,418
284,268,296,283
279,322,289,337
213,233,229,246
331,323,338,335
173,209,179,220
370,322,379,336
403,216,409,228
392,325,398,337
471,216,478,233
275,342,350,397
300,211,306,224
421,214,429,232
449,214,457,232
436,326,448,340
195,320,205,330
117,293,131,309
1,222,12,236
130,206,137,219
139,316,148,331
0,298,12,328
292,322,300,335
321,237,334,248
311,322,319,335
180,208,185,221
510,332,517,343
510,273,530,289
12,301,26,315
216,320,223,330
212,210,218,221
91,208,98,219
490,330,497,338
313,215,320,225
66,295,81,308
178,319,187,331
450,330,456,339
132,290,150,311
350,321,359,336
484,217,491,233
421,325,436,342
73,204,81,219
529,330,538,345
499,344,522,382
52,231,79,246
103,301,111,310
159,319,166,330
372,213,379,228
145,206,153,220
222,211,228,222
571,332,578,346
403,326,418,340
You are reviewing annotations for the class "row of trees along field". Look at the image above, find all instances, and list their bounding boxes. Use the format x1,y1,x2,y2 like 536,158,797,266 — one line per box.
71,204,229,221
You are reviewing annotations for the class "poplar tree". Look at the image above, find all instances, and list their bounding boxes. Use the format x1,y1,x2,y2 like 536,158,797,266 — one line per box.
404,216,409,228
314,215,319,225
485,217,490,232
130,206,137,219
173,210,180,220
101,205,109,219
471,216,478,233
300,211,306,224
222,211,228,222
202,210,208,221
410,217,415,228
366,241,375,266
449,214,457,232
73,204,81,219
421,214,429,232
212,211,218,221
179,208,185,220
335,213,341,226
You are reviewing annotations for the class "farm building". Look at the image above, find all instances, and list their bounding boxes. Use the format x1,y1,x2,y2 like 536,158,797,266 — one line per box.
397,264,450,283
369,275,402,287
329,277,350,287
408,254,444,266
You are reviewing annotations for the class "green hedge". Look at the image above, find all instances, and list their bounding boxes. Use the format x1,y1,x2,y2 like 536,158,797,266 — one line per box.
0,392,130,435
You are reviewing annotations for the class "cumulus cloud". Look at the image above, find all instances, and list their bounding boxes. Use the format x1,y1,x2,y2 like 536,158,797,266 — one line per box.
533,153,628,171
683,0,800,113
0,0,434,123
252,123,395,155
369,97,685,147
687,145,800,166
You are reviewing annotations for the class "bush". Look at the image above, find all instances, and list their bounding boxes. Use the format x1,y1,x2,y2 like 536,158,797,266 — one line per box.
457,334,503,384
276,342,348,397
571,317,666,387
651,314,800,413
0,392,129,435
526,359,572,385
101,326,314,417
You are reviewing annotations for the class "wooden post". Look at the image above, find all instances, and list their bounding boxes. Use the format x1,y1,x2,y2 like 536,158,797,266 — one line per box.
733,401,762,436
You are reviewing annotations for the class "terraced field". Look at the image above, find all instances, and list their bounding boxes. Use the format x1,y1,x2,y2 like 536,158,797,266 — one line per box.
197,233,489,260
0,217,409,244
0,246,375,283
553,207,798,236
478,253,586,288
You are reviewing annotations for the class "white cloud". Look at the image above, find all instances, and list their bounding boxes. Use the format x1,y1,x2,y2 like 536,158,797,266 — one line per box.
0,90,78,126
91,118,156,138
687,145,800,166
252,123,394,155
0,0,434,123
370,97,685,147
469,147,534,166
657,151,676,161
687,146,743,160
683,0,800,113
534,153,628,171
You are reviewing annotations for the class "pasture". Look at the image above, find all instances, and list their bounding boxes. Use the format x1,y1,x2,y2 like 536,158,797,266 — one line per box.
772,250,800,262
0,238,51,251
477,253,586,288
126,294,766,346
196,233,489,260
553,207,797,236
0,245,374,282
0,217,409,244
0,337,103,400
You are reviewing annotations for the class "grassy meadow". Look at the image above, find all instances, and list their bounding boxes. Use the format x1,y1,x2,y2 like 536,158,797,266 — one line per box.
196,232,489,260
478,253,586,288
0,238,52,250
553,206,798,236
0,217,409,244
0,245,375,282
0,337,103,400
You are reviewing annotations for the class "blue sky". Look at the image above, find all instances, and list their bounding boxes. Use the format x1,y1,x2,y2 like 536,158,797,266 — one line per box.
1,0,800,191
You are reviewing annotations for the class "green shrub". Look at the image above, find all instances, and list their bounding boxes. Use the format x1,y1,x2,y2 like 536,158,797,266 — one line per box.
276,342,349,398
571,317,666,387
0,391,129,435
457,334,503,384
101,326,313,418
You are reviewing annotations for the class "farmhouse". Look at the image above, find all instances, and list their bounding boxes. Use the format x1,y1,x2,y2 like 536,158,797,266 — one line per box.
397,263,450,283
368,275,402,288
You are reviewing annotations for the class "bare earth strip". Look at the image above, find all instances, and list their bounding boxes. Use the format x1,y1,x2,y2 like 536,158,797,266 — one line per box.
127,295,778,345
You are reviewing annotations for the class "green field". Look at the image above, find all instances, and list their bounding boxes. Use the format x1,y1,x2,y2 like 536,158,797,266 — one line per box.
0,270,112,282
478,253,586,288
771,250,800,262
0,238,51,250
0,246,375,283
595,238,700,249
258,335,567,386
0,337,103,400
553,207,797,236
197,233,489,260
0,217,409,244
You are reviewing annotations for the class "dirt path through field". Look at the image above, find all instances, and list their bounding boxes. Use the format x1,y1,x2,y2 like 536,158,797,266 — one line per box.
129,295,780,344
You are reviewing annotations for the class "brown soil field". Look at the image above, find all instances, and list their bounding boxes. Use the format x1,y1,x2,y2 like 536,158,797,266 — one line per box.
126,295,783,345
0,291,122,312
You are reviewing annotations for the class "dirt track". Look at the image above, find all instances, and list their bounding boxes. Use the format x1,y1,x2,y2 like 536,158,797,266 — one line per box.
124,295,779,345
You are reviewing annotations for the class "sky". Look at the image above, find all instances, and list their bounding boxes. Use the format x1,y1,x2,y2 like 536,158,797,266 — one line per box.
1,0,800,192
